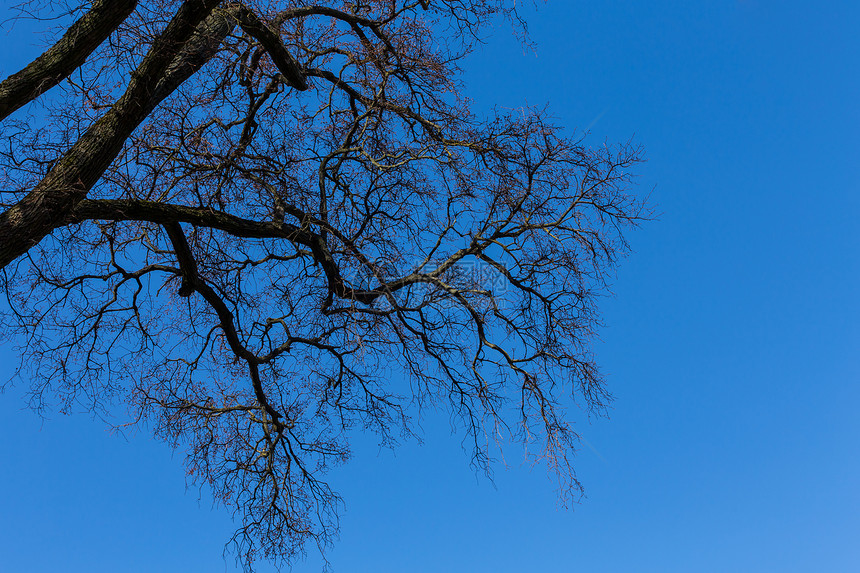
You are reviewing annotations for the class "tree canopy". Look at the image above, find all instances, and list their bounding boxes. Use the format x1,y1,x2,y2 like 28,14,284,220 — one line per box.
0,0,646,568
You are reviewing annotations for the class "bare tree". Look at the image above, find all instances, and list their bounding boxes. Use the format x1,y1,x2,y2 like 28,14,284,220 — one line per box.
0,0,647,568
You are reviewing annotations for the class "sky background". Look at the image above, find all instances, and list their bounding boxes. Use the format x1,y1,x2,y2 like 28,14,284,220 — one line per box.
1,1,859,571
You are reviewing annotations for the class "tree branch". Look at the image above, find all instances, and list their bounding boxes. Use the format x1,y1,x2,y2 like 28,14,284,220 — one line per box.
68,198,433,305
0,0,138,122
235,5,307,91
162,220,286,429
0,0,225,269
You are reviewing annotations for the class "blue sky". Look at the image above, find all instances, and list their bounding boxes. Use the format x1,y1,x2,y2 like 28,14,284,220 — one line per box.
1,1,859,571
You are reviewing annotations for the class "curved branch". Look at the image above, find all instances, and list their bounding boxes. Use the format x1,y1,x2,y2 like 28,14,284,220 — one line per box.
68,198,437,305
0,0,138,122
235,6,307,90
162,221,286,430
0,0,225,269
69,198,385,303
69,198,313,242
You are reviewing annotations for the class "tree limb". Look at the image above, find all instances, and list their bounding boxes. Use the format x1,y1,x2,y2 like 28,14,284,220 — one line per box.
0,0,139,122
68,198,434,305
235,5,307,91
0,0,225,269
162,220,286,429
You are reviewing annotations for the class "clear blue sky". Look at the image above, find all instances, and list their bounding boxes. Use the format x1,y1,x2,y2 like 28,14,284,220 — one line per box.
1,1,859,571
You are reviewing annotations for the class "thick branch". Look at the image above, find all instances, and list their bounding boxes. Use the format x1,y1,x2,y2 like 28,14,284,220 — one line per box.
149,6,237,112
0,0,225,269
0,0,138,122
162,221,199,297
235,6,307,90
70,198,312,242
68,198,431,305
162,220,284,428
